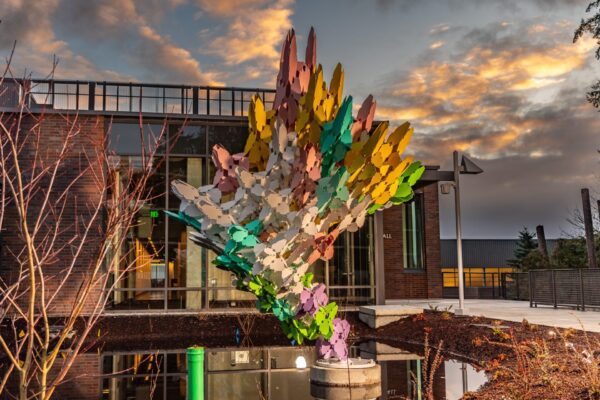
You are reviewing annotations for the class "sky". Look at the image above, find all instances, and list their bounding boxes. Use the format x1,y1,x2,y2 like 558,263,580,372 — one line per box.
1,0,599,238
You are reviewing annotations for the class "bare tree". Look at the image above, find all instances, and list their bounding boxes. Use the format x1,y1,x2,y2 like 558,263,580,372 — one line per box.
0,65,167,398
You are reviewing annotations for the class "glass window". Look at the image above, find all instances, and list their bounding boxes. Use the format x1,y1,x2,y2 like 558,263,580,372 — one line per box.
165,156,208,310
108,156,167,311
207,124,248,154
108,122,166,155
403,194,425,269
166,218,206,310
170,125,207,155
328,216,375,305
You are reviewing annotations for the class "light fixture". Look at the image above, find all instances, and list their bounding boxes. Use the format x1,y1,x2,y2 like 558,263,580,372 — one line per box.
440,182,454,195
295,355,307,369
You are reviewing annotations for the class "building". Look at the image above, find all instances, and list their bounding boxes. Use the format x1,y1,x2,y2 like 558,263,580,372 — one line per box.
0,79,447,314
440,238,557,298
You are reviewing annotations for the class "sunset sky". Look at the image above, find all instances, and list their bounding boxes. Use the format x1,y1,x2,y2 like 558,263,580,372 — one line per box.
1,0,599,238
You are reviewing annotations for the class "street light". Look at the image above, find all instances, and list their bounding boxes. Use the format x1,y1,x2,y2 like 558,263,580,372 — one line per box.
441,151,483,315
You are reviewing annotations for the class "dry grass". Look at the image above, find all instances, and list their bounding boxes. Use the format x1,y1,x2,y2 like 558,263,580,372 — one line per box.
481,326,600,400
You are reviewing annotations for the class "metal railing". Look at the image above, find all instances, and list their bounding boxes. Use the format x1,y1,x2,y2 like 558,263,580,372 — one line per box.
500,272,529,300
442,271,502,299
0,79,276,117
529,269,600,311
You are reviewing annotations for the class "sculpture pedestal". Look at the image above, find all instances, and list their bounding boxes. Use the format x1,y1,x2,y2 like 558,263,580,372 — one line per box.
310,358,381,400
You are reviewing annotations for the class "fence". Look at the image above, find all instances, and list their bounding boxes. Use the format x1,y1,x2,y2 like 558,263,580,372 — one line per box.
0,79,276,118
442,271,502,299
501,272,529,300
529,269,600,311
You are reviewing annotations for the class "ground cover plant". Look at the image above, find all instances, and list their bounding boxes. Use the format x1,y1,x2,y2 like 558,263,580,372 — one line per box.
367,312,600,400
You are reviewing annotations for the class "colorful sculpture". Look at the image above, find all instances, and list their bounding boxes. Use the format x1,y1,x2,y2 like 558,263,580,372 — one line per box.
167,28,424,360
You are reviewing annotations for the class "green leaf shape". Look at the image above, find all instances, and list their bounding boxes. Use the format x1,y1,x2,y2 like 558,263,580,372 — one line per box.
164,210,203,232
272,299,295,322
320,96,354,177
244,219,263,235
313,301,339,340
316,167,349,213
231,229,248,242
301,272,314,288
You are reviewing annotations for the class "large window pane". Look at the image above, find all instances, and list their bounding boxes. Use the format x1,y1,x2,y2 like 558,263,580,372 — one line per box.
166,218,206,310
108,122,166,155
328,216,375,305
111,157,166,286
167,156,205,210
108,155,167,310
207,124,248,154
170,125,207,155
403,194,424,269
207,248,256,308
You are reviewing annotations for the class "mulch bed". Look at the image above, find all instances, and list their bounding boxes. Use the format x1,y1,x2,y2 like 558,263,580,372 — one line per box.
357,310,600,400
85,309,599,399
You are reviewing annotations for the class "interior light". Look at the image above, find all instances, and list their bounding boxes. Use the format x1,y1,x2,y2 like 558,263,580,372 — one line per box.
295,355,307,369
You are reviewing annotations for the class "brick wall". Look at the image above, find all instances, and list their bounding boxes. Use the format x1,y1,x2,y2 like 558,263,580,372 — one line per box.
50,353,101,400
383,182,442,299
1,113,106,316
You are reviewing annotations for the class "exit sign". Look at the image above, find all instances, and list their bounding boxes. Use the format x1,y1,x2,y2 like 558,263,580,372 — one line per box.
150,210,160,218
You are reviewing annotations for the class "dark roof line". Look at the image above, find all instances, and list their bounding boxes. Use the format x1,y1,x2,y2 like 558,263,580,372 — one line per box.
441,238,559,268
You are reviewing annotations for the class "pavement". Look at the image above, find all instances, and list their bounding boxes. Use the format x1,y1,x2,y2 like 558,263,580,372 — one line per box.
385,299,600,333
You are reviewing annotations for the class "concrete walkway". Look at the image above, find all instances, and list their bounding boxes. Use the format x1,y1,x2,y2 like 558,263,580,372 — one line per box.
385,299,600,333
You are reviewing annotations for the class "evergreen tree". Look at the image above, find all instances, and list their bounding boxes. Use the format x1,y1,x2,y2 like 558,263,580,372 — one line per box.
521,249,549,271
508,227,537,268
575,1,600,107
551,236,600,268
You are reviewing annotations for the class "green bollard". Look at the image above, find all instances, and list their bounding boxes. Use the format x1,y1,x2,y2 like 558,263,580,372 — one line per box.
187,346,205,400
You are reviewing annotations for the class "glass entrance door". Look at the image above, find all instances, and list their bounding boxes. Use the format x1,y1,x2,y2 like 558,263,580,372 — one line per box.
327,216,375,305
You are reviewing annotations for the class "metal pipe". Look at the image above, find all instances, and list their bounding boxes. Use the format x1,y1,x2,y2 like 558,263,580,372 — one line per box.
454,151,465,313
582,188,597,268
187,347,205,400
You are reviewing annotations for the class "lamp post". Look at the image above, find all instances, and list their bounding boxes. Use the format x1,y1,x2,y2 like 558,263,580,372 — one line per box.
441,151,483,315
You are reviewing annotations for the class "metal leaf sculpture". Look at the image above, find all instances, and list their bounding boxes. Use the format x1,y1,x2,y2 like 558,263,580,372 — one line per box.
167,28,424,360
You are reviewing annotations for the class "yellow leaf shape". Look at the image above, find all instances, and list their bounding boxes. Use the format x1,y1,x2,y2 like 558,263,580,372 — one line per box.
249,95,266,133
329,63,344,109
361,122,388,157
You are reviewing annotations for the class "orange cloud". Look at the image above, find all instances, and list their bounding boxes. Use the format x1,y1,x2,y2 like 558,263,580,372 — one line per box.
138,25,223,85
196,0,270,17
200,0,294,79
1,0,221,84
430,41,445,50
377,25,594,160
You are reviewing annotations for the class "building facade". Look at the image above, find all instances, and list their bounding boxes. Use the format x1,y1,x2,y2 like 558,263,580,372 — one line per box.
0,79,444,313
440,239,557,299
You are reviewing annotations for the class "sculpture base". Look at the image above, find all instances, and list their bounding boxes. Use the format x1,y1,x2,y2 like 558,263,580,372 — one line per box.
310,358,381,400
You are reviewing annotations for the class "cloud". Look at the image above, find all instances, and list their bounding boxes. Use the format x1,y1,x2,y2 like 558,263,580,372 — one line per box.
0,0,222,84
197,0,295,81
369,19,600,237
430,24,451,36
0,0,128,79
429,41,445,50
58,0,222,84
135,24,222,84
375,21,595,160
439,103,600,238
195,0,271,17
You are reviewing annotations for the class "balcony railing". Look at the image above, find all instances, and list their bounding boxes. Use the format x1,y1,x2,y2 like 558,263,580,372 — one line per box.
0,79,276,118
